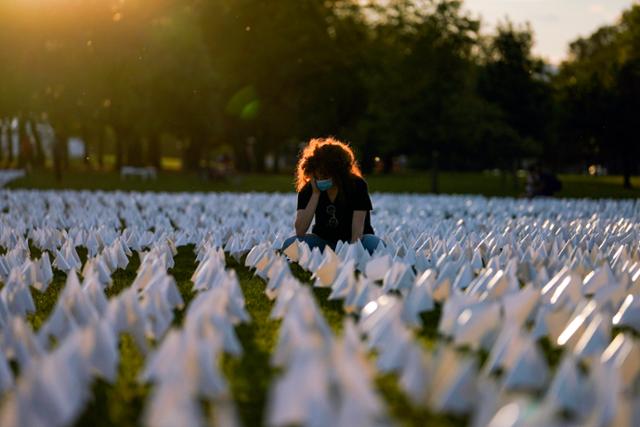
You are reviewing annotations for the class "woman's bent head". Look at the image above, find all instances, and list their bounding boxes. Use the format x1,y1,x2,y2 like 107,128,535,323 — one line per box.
295,137,363,192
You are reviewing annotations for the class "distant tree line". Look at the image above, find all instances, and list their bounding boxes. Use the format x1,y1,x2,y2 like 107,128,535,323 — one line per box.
0,0,638,187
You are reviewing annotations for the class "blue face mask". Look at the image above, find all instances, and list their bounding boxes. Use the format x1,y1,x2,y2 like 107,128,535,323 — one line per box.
316,178,333,191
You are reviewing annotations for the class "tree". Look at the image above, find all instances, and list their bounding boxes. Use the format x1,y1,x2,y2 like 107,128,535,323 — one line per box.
356,0,481,188
557,5,640,188
200,0,371,172
478,21,554,181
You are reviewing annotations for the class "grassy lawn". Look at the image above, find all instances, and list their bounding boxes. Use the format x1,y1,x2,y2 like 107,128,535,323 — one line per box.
3,170,638,426
5,168,640,198
16,244,461,427
287,263,464,427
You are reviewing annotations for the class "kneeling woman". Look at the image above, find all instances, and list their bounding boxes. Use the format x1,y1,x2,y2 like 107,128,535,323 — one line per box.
282,137,384,255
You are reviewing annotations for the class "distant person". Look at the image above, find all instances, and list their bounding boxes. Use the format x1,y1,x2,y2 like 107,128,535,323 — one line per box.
282,137,385,255
526,164,562,198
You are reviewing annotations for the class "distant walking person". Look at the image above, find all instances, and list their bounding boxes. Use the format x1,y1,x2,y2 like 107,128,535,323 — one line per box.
282,137,384,255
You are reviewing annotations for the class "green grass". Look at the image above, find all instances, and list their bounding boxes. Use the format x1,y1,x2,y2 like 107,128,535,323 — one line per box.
6,170,295,194
222,255,280,427
22,245,153,427
27,246,88,332
74,247,148,427
169,245,198,327
75,335,150,427
288,262,465,427
289,262,346,333
6,169,640,198
70,239,467,427
106,254,141,297
375,373,466,427
555,174,640,199
5,169,635,426
27,269,67,332
15,240,284,427
74,247,276,427
13,239,560,427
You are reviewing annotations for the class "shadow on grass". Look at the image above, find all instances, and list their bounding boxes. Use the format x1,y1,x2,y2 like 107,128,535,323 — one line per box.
75,334,150,427
376,372,467,427
169,244,198,327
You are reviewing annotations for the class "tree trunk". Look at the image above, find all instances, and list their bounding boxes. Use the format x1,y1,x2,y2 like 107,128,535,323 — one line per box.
97,129,105,170
382,153,394,174
253,137,266,173
17,117,31,169
182,137,202,171
81,126,91,169
115,129,124,170
359,140,374,174
60,135,70,171
7,120,14,166
148,134,162,170
622,154,633,189
272,149,281,174
61,135,69,171
53,130,66,181
127,138,143,167
0,121,5,165
245,136,259,172
233,139,249,172
31,120,45,168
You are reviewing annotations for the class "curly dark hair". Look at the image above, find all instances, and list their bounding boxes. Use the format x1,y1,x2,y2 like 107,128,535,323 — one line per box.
295,137,363,192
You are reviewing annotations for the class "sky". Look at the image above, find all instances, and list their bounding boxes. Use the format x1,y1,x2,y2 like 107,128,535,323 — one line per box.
463,0,638,64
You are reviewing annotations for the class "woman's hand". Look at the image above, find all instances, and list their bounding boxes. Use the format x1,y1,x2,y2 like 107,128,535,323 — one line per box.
295,181,321,236
310,178,320,195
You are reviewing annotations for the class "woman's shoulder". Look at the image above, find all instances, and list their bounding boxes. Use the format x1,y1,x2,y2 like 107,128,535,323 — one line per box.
298,181,312,194
349,174,369,189
344,175,369,196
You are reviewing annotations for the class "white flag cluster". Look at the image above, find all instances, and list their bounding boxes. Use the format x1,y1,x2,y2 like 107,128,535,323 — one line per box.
245,244,390,427
0,189,638,426
278,195,640,427
141,240,248,427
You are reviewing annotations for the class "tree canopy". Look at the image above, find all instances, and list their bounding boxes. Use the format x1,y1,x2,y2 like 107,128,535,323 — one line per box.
0,0,638,185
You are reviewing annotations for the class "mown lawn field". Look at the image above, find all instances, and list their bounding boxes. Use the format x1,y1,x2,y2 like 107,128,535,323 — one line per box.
21,245,462,427
20,241,580,427
4,170,639,427
6,169,640,199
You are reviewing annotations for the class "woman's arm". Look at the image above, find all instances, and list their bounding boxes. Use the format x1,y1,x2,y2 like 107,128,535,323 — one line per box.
295,181,320,236
350,210,367,243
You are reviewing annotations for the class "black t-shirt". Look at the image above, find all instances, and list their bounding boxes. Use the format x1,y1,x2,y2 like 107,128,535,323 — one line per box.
297,175,374,242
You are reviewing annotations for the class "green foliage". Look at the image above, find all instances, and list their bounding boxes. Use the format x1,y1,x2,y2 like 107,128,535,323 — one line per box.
556,5,640,187
0,1,638,182
478,21,555,169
